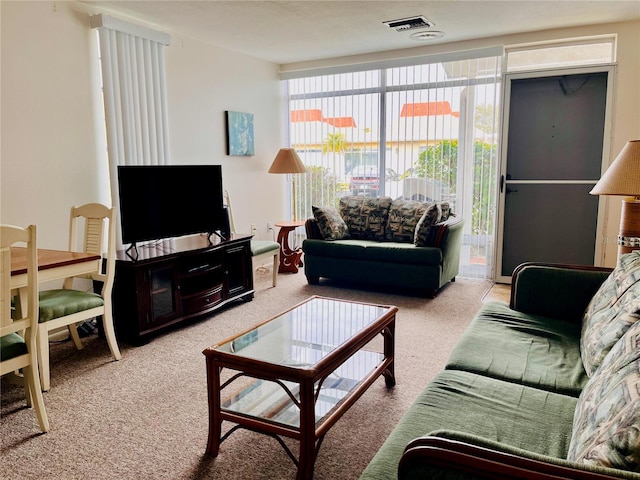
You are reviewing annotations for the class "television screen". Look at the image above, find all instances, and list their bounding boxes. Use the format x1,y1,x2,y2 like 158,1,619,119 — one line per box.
117,165,225,245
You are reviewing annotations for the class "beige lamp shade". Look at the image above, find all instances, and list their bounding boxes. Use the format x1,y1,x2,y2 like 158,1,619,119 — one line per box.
268,148,306,174
590,140,640,197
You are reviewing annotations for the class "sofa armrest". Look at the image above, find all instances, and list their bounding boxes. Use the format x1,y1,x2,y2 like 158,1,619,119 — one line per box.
304,218,323,240
399,433,636,480
429,214,464,249
509,262,612,323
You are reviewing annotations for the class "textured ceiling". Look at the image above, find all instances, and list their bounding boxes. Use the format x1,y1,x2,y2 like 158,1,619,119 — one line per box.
86,1,640,64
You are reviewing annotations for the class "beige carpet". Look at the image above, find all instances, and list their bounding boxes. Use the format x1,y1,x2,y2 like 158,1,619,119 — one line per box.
1,269,493,480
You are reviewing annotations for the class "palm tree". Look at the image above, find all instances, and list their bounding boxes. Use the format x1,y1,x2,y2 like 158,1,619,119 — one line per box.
322,132,347,178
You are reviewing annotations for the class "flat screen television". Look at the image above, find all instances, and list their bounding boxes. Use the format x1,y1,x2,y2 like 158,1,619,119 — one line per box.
117,165,227,246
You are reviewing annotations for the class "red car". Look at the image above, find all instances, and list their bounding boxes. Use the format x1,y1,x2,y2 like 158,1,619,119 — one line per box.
349,165,379,197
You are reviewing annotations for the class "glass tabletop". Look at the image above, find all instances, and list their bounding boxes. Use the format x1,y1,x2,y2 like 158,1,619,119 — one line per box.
217,296,392,368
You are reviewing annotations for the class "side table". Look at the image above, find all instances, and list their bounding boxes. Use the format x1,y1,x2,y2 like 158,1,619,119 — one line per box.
275,221,305,273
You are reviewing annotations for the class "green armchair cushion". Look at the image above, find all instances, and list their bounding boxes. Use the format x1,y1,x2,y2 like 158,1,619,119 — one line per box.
39,289,104,323
0,332,27,361
581,252,640,377
339,196,391,240
446,301,588,396
312,205,349,240
568,320,640,471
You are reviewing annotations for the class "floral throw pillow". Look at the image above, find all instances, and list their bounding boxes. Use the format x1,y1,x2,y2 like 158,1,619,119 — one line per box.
312,206,349,240
581,252,640,377
567,320,640,471
414,203,443,247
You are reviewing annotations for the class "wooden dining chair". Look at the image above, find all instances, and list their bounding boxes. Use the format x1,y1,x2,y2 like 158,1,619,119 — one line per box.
37,203,121,391
1,224,50,432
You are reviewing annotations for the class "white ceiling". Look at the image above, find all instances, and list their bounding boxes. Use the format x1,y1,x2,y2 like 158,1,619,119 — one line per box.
86,1,640,64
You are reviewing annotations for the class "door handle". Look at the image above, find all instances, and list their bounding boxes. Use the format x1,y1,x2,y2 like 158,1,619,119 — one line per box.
500,175,504,193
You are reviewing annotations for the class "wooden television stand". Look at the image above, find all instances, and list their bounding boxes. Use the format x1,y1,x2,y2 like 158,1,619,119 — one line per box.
112,233,254,344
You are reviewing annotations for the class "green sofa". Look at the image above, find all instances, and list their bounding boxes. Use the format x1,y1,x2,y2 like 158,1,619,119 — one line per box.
360,259,640,479
302,196,464,297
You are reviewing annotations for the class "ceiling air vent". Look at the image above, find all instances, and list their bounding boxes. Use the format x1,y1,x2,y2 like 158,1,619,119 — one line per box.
383,16,433,32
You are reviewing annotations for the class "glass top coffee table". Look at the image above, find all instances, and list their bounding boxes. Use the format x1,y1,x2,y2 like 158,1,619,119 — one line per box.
203,295,398,479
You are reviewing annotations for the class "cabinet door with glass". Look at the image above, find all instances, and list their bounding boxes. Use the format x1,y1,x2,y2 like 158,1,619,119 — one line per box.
142,264,180,328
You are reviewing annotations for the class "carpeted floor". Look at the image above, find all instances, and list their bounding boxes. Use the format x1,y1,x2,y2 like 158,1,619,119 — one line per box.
1,268,493,480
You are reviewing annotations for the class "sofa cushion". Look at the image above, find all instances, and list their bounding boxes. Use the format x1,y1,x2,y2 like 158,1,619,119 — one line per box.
339,196,392,240
446,301,588,396
301,238,368,260
568,320,640,471
581,252,640,377
362,242,442,265
312,205,349,240
414,203,443,247
386,199,434,243
360,370,578,480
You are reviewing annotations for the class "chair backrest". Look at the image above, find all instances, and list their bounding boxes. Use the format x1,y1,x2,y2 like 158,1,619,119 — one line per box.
68,203,116,294
0,224,38,338
223,190,237,235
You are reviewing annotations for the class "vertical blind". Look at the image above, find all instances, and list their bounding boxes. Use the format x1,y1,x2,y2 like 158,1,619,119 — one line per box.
287,52,502,279
91,14,171,248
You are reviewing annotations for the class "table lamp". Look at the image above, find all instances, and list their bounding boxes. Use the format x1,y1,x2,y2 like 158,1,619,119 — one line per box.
268,148,307,220
590,140,640,256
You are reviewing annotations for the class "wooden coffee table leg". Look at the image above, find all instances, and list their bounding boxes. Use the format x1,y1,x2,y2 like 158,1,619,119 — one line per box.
205,359,223,456
297,379,317,479
383,319,396,387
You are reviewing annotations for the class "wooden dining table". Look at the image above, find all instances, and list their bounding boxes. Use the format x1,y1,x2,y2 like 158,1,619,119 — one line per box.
10,247,101,315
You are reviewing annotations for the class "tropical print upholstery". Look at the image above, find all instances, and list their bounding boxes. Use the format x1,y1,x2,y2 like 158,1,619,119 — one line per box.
581,252,640,377
567,320,640,471
414,203,443,247
338,196,392,240
312,206,349,240
386,199,434,243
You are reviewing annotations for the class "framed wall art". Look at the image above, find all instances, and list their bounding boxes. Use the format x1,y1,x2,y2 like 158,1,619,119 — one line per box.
225,111,255,156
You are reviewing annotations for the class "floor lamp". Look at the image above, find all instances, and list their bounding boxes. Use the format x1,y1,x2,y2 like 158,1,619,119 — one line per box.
268,148,307,220
590,140,640,257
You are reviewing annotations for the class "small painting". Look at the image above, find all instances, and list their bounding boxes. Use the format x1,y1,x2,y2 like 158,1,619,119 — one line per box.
225,111,255,156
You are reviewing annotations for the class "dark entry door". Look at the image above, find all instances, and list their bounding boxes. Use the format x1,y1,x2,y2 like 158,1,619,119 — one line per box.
497,68,611,281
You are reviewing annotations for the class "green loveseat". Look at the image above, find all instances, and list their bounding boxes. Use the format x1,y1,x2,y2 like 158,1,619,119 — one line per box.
302,196,464,297
360,259,640,479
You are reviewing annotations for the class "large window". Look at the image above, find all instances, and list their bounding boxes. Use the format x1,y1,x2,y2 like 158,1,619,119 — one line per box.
287,51,502,279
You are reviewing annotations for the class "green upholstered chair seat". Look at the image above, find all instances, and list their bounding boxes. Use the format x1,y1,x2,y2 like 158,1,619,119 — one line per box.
0,332,27,361
361,370,578,480
445,301,587,396
250,240,279,256
39,289,104,323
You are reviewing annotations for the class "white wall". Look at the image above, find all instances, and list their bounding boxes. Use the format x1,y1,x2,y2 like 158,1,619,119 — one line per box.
1,1,287,251
164,33,287,240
